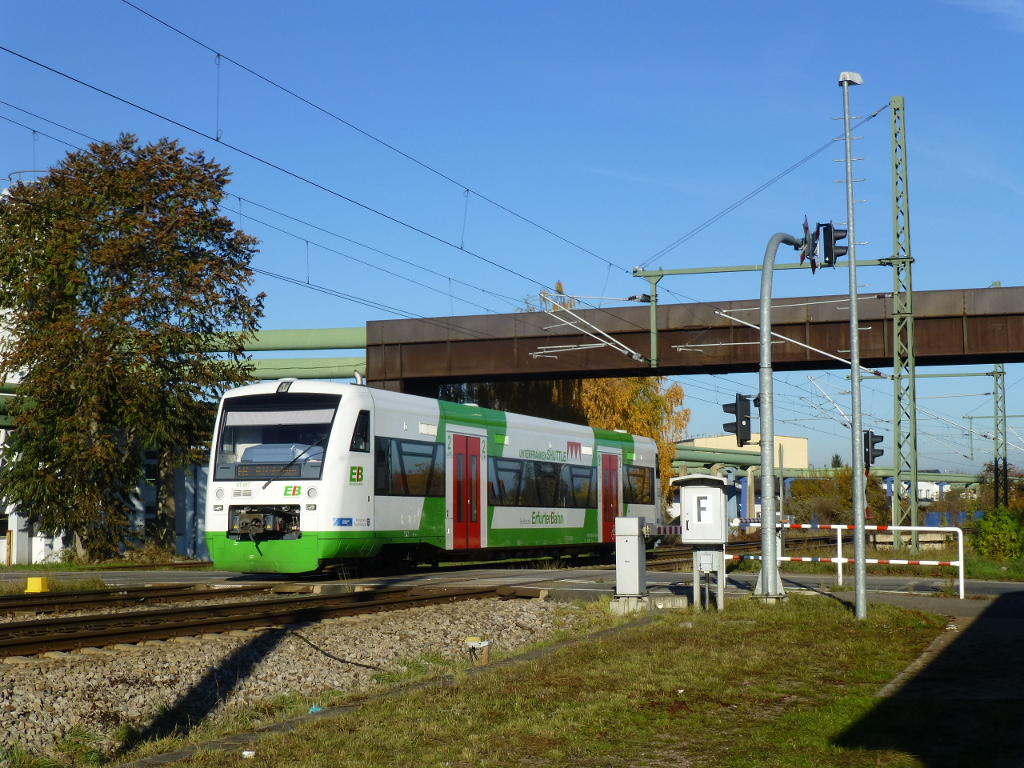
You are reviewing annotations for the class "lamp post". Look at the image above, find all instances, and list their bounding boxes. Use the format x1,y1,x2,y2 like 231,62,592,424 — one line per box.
839,71,868,621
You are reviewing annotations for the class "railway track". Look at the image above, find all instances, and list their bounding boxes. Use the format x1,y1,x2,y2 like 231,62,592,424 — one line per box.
0,585,514,658
88,560,212,571
0,584,275,616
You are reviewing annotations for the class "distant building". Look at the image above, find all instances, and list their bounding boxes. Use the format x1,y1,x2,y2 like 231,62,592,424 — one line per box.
4,461,209,566
679,434,809,469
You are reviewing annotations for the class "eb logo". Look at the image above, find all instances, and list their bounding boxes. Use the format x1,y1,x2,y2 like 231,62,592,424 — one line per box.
350,466,364,483
283,486,302,497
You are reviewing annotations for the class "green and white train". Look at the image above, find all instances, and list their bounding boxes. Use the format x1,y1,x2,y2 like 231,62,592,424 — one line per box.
205,379,659,574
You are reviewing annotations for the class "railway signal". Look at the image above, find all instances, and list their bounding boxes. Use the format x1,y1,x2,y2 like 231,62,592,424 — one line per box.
723,394,752,447
863,429,884,466
799,216,819,273
820,221,848,267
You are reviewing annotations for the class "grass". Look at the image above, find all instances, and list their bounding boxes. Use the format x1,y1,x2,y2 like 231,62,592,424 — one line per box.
0,574,108,595
962,552,1024,580
94,595,948,768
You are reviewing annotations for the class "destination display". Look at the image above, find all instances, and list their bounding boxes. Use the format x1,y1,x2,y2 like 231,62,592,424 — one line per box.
234,464,302,479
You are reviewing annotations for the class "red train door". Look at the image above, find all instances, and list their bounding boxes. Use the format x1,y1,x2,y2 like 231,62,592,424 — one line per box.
600,453,619,543
453,434,482,549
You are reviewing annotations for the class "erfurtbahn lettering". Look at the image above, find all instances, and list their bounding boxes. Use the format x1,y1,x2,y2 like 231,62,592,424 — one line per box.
531,511,565,525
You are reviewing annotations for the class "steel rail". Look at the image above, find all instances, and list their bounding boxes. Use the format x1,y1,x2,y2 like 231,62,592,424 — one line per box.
0,584,274,615
0,586,502,657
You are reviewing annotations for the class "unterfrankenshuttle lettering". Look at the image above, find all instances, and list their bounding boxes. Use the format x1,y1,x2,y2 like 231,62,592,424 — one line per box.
518,447,568,462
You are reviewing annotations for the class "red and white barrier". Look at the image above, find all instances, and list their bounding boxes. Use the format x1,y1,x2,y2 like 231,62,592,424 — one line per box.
733,523,964,599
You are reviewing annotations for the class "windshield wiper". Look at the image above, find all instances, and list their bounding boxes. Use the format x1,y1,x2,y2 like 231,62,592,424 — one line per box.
261,435,328,490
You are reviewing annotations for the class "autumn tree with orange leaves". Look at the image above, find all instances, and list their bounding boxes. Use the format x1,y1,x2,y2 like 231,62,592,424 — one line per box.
579,375,689,510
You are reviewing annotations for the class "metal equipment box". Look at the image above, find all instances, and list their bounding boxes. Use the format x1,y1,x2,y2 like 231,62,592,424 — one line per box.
674,475,729,545
614,515,646,597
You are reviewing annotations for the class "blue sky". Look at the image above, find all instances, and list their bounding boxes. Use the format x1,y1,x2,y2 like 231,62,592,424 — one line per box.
1,0,1021,473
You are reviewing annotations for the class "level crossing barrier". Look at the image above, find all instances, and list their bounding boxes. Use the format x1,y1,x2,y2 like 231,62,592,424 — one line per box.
650,523,964,599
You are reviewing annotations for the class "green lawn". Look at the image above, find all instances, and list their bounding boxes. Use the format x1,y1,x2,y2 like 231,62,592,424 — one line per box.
120,595,953,768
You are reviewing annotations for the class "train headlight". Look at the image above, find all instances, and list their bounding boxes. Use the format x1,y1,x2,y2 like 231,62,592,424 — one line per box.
215,488,225,500
307,486,319,499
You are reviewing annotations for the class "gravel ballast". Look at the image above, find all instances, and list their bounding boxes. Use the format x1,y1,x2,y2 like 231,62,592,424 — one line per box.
0,597,586,762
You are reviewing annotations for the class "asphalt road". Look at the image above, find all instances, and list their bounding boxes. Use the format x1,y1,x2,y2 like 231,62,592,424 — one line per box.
25,564,1024,607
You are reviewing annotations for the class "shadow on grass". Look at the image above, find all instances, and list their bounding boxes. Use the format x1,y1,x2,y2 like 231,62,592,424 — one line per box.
835,591,1024,767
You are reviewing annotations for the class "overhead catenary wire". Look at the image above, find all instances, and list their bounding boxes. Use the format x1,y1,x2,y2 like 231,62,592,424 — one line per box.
0,45,908,378
239,210,514,316
0,105,514,317
0,132,565,360
0,45,661,346
0,105,644,380
0,101,539,325
2,43,1015,468
638,102,891,269
0,99,525,317
230,195,524,309
118,0,625,275
0,46,548,290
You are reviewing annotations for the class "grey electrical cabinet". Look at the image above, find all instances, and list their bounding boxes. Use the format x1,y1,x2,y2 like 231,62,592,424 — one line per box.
613,515,646,597
674,474,729,545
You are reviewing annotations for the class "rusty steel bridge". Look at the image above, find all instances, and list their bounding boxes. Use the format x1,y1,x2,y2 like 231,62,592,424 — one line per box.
364,285,1023,393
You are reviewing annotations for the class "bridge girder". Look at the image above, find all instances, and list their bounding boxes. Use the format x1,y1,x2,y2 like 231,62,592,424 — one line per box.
366,286,1024,392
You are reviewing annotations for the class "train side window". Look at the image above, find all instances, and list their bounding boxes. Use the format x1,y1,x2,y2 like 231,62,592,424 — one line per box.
455,454,464,523
489,457,523,506
374,436,445,497
374,438,390,495
569,466,597,508
623,465,655,505
469,455,479,523
350,410,370,452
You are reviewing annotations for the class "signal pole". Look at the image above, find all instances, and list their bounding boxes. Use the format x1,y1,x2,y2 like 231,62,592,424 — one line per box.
752,231,802,603
839,71,868,621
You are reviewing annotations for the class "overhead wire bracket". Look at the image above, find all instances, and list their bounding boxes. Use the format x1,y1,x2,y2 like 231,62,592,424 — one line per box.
529,294,649,364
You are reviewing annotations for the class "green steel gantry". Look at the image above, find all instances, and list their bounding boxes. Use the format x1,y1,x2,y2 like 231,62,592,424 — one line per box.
635,96,926,550
993,363,1008,506
885,95,920,547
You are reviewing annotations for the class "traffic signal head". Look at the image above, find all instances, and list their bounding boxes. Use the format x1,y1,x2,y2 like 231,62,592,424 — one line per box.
863,430,884,466
723,394,752,447
799,217,819,270
820,221,848,267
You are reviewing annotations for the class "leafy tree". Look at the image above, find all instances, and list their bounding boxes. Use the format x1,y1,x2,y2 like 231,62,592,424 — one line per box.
579,375,689,509
786,467,891,526
0,134,263,559
974,461,1024,511
830,453,844,469
970,505,1024,561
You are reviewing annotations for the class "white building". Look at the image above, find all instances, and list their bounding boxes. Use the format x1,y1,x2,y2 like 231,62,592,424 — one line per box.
3,455,209,566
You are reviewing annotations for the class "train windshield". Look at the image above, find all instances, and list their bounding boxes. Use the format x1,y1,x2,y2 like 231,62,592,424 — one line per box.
213,392,342,481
